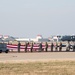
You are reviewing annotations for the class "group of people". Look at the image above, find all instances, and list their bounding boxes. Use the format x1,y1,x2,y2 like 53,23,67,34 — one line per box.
39,41,75,52
18,42,63,52
18,42,34,52
39,42,62,52
49,42,62,52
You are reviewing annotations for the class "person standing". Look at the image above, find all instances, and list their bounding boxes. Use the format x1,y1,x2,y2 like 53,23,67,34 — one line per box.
45,42,48,52
31,42,33,52
18,42,21,52
51,42,54,52
39,42,42,52
59,42,62,51
73,42,75,51
55,42,58,51
68,41,70,51
25,42,28,52
66,41,70,51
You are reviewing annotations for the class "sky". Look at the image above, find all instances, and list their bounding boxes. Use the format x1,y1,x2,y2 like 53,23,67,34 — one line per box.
0,0,75,38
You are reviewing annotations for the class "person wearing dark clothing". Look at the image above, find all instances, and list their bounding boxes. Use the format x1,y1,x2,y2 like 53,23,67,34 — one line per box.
25,43,27,52
73,42,75,51
59,42,62,51
25,42,28,52
39,42,42,52
68,42,71,51
45,42,48,52
51,43,54,52
31,42,33,52
18,42,21,52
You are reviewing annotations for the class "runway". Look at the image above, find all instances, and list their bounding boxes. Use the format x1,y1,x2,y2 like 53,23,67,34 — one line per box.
0,52,75,63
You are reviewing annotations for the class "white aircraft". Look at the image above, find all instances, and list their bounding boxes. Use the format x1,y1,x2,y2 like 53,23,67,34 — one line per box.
15,35,43,42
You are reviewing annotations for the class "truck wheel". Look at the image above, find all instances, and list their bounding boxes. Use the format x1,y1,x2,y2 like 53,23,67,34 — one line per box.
0,50,2,53
5,50,9,53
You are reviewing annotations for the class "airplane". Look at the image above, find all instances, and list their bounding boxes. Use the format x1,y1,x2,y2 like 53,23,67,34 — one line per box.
15,35,43,42
61,35,75,41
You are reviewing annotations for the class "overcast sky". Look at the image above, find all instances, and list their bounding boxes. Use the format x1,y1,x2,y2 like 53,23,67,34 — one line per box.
0,0,75,38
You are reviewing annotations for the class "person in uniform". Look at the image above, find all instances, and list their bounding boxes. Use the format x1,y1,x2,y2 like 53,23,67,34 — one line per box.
31,42,33,52
73,42,75,51
59,42,62,51
68,41,70,51
66,41,70,51
51,42,54,52
18,42,21,52
55,42,58,51
25,42,28,52
39,42,42,52
45,42,48,52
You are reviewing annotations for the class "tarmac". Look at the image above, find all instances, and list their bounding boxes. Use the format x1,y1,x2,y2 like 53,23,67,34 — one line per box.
0,52,75,63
